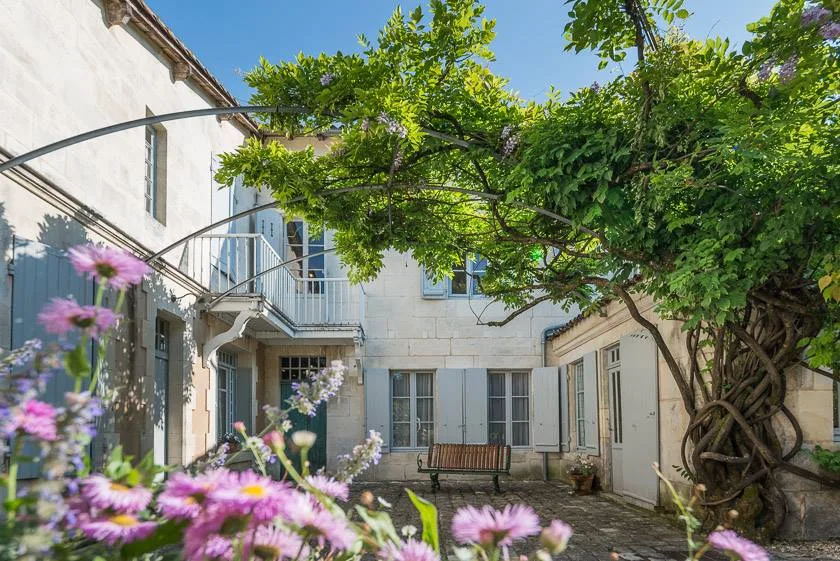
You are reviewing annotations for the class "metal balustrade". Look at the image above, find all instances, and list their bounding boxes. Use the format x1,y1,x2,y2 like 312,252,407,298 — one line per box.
181,233,363,327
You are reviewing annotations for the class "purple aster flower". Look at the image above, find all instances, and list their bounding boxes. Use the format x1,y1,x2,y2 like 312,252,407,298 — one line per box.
779,55,798,84
68,244,150,289
6,399,59,441
380,540,440,561
451,504,541,548
802,5,831,26
820,21,840,40
305,475,349,501
540,520,573,554
158,470,228,519
707,529,769,561
208,470,291,522
81,474,152,514
38,298,119,338
244,525,308,561
280,492,355,550
320,72,335,86
78,514,157,546
184,512,237,561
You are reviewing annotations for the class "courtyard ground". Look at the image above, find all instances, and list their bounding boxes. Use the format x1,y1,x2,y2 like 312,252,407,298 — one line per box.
349,480,840,561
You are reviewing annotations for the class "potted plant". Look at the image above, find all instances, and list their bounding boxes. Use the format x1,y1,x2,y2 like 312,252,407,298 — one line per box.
567,455,596,494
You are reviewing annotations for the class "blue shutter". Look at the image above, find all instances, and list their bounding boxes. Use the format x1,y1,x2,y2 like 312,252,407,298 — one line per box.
583,351,600,454
532,367,560,452
364,368,390,453
436,369,464,443
463,368,488,443
559,364,570,452
421,266,447,299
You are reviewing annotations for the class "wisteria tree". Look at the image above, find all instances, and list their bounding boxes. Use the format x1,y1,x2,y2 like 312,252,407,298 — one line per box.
217,0,840,536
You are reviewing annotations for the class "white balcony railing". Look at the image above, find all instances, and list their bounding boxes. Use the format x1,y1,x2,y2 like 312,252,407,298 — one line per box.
182,234,363,327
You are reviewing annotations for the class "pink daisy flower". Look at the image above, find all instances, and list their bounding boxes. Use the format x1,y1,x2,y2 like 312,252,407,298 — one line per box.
38,298,119,337
157,470,229,519
81,474,152,514
184,513,237,561
7,399,59,441
244,525,307,561
280,492,355,551
380,540,440,561
451,504,540,548
68,244,150,289
540,520,573,554
707,530,769,561
305,475,349,501
208,470,291,522
79,513,157,545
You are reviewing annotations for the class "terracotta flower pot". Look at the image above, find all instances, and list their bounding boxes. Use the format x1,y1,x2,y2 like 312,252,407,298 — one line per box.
569,474,594,495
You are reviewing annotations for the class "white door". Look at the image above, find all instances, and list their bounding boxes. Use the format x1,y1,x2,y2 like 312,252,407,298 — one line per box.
618,331,660,505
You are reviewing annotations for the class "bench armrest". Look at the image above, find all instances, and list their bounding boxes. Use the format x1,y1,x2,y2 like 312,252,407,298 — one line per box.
416,453,424,470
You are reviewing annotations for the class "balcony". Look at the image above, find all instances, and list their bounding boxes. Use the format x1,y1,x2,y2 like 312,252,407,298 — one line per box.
181,233,364,343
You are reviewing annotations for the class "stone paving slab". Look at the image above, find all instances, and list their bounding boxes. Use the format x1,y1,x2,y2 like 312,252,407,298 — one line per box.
349,481,837,561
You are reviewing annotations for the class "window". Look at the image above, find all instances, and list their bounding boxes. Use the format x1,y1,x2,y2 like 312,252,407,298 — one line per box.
217,351,237,440
449,256,487,296
488,370,530,446
286,220,326,293
280,356,327,382
391,371,434,449
574,361,586,448
144,118,167,223
606,346,622,445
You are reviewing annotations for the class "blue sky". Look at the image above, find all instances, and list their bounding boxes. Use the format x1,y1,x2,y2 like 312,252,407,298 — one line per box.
146,0,776,103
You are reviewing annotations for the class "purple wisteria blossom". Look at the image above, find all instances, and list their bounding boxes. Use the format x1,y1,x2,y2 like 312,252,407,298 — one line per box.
451,504,541,548
589,81,601,93
707,529,769,561
757,57,775,81
336,429,383,482
502,134,520,157
68,244,150,289
802,5,831,26
778,55,798,84
820,21,840,40
378,112,408,138
320,72,335,86
38,298,119,338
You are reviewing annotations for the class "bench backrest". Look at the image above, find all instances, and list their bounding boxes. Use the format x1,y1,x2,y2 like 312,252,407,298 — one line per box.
426,443,511,471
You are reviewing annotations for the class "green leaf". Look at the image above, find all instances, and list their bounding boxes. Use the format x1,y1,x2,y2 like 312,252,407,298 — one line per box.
676,8,689,18
63,344,91,378
405,488,439,553
120,520,187,559
354,505,402,545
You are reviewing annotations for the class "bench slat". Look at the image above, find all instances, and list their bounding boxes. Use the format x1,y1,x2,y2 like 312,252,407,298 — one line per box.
424,443,510,472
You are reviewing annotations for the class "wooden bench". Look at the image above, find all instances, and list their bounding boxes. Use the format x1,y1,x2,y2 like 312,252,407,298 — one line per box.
417,443,511,493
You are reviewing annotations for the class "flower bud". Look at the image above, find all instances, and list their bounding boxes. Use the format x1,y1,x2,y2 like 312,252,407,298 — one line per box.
263,431,284,451
360,490,375,507
233,421,246,433
292,430,317,449
540,520,573,554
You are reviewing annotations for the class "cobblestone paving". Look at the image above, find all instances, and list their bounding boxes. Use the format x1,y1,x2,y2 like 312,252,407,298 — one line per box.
349,480,837,561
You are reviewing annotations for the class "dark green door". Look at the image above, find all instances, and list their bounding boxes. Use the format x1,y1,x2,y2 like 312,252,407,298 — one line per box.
280,382,327,472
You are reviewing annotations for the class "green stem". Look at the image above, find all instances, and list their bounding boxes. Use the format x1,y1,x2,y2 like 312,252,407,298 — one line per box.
88,287,122,395
5,437,23,526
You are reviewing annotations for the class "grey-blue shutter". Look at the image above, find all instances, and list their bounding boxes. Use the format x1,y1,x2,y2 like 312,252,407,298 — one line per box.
11,239,95,478
583,351,600,454
235,368,254,433
532,367,560,452
436,369,464,443
364,368,390,453
463,368,488,443
421,266,447,299
559,364,570,451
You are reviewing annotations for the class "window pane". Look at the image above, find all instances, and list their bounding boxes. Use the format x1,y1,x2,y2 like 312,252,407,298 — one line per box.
512,422,530,446
488,373,506,397
392,398,410,422
489,422,506,444
489,397,505,423
451,270,468,295
512,397,529,422
416,373,433,397
392,373,410,397
416,397,433,423
393,423,411,448
417,423,434,447
512,372,529,396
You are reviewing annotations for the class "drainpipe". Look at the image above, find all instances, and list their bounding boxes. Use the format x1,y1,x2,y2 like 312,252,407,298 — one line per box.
541,324,567,482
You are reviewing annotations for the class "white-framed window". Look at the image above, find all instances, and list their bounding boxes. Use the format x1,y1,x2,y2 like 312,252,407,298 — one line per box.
573,361,586,449
285,220,326,293
606,346,622,445
391,371,434,449
488,370,530,446
834,381,839,442
280,356,327,382
217,351,237,440
449,256,487,296
144,119,167,223
144,124,157,216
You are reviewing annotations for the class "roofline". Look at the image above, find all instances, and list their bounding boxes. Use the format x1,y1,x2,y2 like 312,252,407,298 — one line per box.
102,0,260,136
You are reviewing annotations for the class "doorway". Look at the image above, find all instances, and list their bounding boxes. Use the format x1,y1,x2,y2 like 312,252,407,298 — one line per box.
280,356,328,472
153,317,170,465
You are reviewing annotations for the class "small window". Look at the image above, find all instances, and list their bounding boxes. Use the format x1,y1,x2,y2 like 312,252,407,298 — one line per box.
217,351,237,440
487,370,530,446
574,361,586,448
606,346,622,445
286,220,326,294
144,117,167,223
450,260,468,295
449,255,487,297
154,317,169,354
391,371,434,449
280,356,327,382
471,256,487,295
